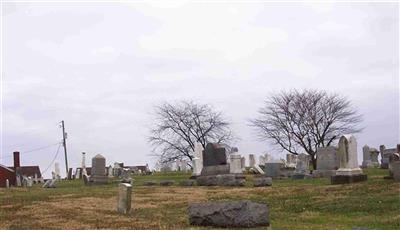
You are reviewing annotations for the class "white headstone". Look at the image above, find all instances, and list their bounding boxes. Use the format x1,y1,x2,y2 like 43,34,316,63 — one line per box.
249,154,256,168
194,142,204,173
16,175,21,187
229,153,242,174
6,179,9,188
34,173,38,184
192,157,202,176
117,183,132,214
27,177,33,187
336,135,362,176
82,152,88,176
54,163,61,180
241,157,246,171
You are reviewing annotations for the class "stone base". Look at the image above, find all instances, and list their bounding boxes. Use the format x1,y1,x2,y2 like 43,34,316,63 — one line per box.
330,174,367,185
292,174,305,180
196,174,245,186
91,175,108,185
312,170,337,178
201,165,230,176
253,177,272,187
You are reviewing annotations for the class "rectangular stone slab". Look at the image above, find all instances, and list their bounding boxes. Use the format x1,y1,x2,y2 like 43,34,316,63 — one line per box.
330,174,367,184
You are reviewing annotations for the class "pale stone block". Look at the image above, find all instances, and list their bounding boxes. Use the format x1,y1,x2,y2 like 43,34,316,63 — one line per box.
117,183,132,214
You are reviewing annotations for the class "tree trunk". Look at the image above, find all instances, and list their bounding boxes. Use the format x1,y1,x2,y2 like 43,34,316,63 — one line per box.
311,155,317,170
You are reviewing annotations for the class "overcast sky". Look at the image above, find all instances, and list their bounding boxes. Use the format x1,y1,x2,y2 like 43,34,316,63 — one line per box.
1,1,399,178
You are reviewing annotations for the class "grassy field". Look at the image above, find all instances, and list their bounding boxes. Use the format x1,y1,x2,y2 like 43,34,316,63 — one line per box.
0,168,399,230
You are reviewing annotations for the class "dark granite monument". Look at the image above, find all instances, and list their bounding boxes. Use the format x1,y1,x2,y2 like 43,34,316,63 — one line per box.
196,143,245,186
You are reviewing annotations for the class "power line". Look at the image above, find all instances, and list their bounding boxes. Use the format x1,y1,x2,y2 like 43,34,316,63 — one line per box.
41,143,63,175
0,142,62,159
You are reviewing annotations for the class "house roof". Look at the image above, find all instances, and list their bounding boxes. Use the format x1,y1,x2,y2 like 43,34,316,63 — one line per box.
0,164,14,173
20,166,42,178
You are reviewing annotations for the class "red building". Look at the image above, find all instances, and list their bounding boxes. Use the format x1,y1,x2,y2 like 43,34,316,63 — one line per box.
0,152,42,187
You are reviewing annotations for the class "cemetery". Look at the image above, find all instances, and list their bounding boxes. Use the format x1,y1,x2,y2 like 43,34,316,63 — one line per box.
1,2,398,230
1,138,399,229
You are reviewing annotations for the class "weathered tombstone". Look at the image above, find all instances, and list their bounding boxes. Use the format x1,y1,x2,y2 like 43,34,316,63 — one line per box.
74,168,81,179
27,177,33,187
286,154,297,168
192,143,204,177
362,145,372,168
331,135,367,184
83,174,90,186
81,152,87,176
54,163,61,180
117,183,132,214
108,165,113,178
313,146,340,178
388,151,400,178
292,154,310,180
391,161,400,182
91,154,107,184
370,148,380,167
249,154,256,168
188,201,270,228
43,179,56,188
67,168,73,180
230,148,242,174
197,143,245,186
51,171,56,180
16,175,22,187
259,155,266,166
120,168,132,183
380,145,398,169
201,143,229,175
5,179,9,188
264,160,284,178
34,173,38,184
241,157,246,171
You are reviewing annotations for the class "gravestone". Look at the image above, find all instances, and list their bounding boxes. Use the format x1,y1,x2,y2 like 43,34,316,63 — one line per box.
259,155,266,166
108,165,113,178
117,183,132,214
292,154,310,180
370,148,380,167
75,168,81,179
286,154,297,168
331,135,367,184
27,177,33,187
67,168,73,180
43,179,56,188
241,157,246,171
313,146,340,178
91,154,108,184
392,161,400,182
380,145,397,169
83,174,90,186
81,152,87,176
362,145,372,168
16,175,22,187
197,143,245,186
120,168,132,183
249,154,256,168
192,143,204,177
264,161,284,178
34,173,38,184
5,179,9,188
200,143,229,175
229,150,242,174
54,163,61,180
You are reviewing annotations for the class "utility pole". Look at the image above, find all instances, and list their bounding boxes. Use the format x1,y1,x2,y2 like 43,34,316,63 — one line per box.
61,120,69,177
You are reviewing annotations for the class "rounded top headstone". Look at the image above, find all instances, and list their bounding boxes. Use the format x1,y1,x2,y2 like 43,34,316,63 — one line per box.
93,154,105,159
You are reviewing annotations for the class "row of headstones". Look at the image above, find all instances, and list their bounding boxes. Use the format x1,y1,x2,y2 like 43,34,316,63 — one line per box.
4,174,44,189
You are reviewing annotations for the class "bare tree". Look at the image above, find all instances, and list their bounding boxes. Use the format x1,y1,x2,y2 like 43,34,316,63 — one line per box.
250,89,363,169
149,101,233,167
